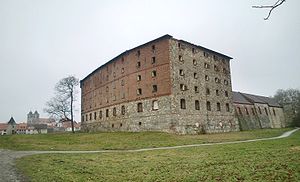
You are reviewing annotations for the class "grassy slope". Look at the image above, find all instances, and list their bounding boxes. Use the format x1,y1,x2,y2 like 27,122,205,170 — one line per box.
0,128,290,151
16,130,300,182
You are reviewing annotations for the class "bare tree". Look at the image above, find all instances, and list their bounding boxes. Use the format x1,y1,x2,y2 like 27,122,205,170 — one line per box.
253,0,286,20
44,76,79,133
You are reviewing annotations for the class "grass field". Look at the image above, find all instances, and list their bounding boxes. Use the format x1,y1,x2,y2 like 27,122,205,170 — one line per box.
0,128,290,151
16,129,300,182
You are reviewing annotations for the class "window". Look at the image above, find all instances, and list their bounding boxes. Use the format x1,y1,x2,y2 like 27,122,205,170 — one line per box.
195,100,200,110
106,109,109,117
245,107,249,115
179,69,184,76
206,88,210,95
203,52,209,57
215,77,220,83
99,111,102,119
237,107,242,115
152,85,157,93
137,75,141,81
179,55,183,62
194,86,199,93
121,105,125,115
258,107,262,114
226,103,230,112
224,80,229,85
180,99,186,109
152,100,159,110
193,59,197,65
113,107,117,116
151,70,157,77
194,73,198,79
112,124,114,128
204,63,210,69
137,88,142,95
214,65,219,72
139,122,142,126
82,115,84,122
136,61,141,68
205,75,209,81
207,101,211,111
120,123,123,127
216,89,219,96
137,103,143,112
86,114,88,121
192,48,195,54
251,108,255,115
213,55,219,61
152,45,155,53
121,80,124,86
273,108,276,116
178,43,181,48
217,102,221,111
180,84,187,91
94,112,97,120
89,113,92,120
152,57,156,64
225,91,228,97
265,108,268,115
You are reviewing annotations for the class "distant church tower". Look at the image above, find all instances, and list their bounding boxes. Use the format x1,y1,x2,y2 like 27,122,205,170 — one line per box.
27,110,40,125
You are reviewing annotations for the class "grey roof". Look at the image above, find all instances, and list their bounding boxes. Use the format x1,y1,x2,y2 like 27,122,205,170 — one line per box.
233,91,281,107
8,117,16,125
232,92,253,105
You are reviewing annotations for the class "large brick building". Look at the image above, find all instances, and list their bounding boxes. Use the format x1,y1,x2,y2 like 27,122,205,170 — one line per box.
80,35,240,134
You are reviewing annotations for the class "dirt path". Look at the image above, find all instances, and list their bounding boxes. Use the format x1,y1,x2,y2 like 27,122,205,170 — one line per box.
0,128,299,182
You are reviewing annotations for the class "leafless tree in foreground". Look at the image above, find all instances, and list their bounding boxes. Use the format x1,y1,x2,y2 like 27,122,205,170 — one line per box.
44,76,79,133
252,0,286,20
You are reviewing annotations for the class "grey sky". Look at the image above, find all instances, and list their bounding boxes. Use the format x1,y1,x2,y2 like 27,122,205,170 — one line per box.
0,0,299,123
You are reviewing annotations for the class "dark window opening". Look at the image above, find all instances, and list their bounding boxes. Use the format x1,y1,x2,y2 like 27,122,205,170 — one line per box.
106,109,109,117
179,69,184,76
137,103,143,112
121,105,125,115
245,107,249,115
195,100,200,110
152,85,157,93
94,112,97,120
113,107,116,116
206,88,210,95
273,108,276,116
217,102,221,111
137,88,142,95
137,75,141,81
216,90,219,96
180,99,186,109
194,86,199,93
207,101,211,111
238,107,242,115
265,108,268,115
120,123,123,127
251,108,255,115
193,59,197,65
151,70,157,77
225,91,228,97
136,61,141,68
226,103,230,112
152,57,156,64
112,124,114,128
139,122,142,126
258,107,262,114
194,73,198,79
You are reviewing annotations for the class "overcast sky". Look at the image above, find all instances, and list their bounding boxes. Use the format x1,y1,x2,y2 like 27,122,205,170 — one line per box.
0,0,299,123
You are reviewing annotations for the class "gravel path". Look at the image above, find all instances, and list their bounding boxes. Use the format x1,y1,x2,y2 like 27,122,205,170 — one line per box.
0,128,299,182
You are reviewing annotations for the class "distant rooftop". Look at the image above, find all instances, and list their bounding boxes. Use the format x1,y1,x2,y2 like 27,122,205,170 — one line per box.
232,91,281,107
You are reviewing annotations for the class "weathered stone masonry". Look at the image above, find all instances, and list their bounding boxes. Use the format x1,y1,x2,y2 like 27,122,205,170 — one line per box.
80,35,284,134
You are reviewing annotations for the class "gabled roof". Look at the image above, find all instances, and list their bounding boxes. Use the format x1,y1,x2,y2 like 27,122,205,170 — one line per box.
81,34,233,83
8,117,16,125
232,92,253,105
233,91,281,107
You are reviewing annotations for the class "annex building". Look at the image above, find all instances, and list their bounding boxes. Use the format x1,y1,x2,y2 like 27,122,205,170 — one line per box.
80,35,285,134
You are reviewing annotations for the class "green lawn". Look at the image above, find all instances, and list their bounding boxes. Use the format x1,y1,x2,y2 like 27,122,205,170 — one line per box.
16,129,300,182
0,128,290,151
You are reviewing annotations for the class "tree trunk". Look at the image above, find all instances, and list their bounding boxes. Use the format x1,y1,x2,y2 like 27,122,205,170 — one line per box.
70,89,75,133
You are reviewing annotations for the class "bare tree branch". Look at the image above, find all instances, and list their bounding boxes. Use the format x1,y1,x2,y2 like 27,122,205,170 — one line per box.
44,75,79,133
252,0,286,20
